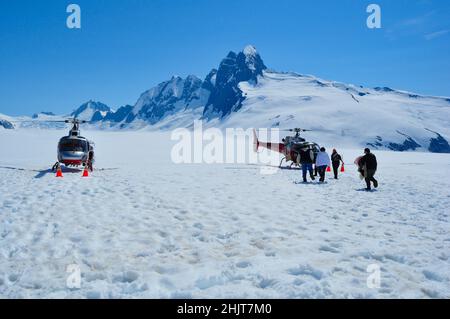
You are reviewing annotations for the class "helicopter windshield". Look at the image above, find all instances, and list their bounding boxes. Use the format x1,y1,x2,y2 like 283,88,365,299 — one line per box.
59,139,87,152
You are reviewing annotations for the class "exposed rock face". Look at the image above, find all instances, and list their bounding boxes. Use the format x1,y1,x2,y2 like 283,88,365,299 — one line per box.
103,105,134,123
427,131,450,153
132,75,209,125
0,119,14,129
203,45,267,119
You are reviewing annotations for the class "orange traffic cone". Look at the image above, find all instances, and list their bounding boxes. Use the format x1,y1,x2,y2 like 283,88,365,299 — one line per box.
82,167,89,177
341,164,345,173
326,166,331,172
56,167,63,178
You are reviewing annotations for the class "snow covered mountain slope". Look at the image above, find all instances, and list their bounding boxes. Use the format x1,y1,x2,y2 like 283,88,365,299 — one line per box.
129,75,210,127
32,112,56,119
221,71,450,153
96,75,211,130
71,100,112,122
97,46,450,152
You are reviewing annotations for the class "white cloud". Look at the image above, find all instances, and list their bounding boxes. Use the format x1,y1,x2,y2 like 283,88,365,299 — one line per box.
425,29,450,40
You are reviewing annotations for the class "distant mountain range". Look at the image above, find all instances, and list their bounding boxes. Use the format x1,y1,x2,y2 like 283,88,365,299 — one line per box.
1,45,450,153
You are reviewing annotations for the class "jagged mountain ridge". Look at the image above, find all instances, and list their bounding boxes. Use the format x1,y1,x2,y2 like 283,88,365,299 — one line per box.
89,45,265,127
203,46,266,118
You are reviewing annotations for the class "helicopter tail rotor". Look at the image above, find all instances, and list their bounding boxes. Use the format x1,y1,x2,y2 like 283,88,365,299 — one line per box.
253,129,260,152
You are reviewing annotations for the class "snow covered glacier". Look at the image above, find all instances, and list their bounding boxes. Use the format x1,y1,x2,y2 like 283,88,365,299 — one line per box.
0,129,449,298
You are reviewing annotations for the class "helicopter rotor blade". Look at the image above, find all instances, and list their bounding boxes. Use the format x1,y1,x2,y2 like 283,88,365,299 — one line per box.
10,118,91,124
307,128,339,134
278,127,344,134
279,128,313,132
9,120,68,123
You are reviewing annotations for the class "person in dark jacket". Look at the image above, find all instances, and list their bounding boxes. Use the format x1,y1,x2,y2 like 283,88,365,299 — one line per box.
359,148,378,191
298,147,315,183
313,151,318,177
331,149,344,179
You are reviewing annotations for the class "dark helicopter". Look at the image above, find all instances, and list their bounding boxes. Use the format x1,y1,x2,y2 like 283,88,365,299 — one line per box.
253,128,320,168
51,118,95,172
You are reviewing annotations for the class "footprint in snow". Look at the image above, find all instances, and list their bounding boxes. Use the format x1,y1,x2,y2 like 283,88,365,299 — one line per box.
193,222,204,229
69,235,83,243
112,271,139,283
84,272,107,282
423,270,445,282
236,261,251,269
319,245,339,253
8,274,20,283
288,265,323,280
257,278,277,289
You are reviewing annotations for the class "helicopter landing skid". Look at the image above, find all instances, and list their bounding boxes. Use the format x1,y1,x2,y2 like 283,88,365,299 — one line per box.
51,161,94,175
52,162,60,172
83,161,94,172
279,157,286,168
279,166,302,170
279,157,301,170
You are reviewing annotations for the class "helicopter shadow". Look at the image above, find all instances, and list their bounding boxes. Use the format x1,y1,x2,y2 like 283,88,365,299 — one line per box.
0,166,30,172
245,163,302,171
34,169,53,179
0,165,52,179
34,167,83,179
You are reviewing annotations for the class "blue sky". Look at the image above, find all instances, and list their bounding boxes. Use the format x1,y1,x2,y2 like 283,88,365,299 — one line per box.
0,0,449,116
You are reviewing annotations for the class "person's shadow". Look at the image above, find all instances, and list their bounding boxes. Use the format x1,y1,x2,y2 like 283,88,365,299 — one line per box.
355,188,378,192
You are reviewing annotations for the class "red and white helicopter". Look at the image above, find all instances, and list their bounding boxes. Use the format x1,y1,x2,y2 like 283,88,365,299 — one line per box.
51,118,95,175
253,128,320,169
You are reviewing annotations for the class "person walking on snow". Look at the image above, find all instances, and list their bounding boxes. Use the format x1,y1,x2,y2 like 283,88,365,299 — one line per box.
315,147,331,183
313,151,318,177
331,149,344,179
359,148,378,191
298,147,315,183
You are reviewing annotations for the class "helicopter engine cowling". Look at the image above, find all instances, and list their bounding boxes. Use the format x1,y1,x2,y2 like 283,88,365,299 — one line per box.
58,151,87,165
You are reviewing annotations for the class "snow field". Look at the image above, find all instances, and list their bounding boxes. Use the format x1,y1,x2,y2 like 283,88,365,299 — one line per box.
0,129,449,298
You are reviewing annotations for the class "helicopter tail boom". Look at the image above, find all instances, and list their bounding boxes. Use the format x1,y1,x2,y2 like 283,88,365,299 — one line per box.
253,129,285,154
253,129,260,152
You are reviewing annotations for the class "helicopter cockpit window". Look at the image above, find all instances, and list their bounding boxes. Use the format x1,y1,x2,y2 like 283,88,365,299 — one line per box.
59,139,88,152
